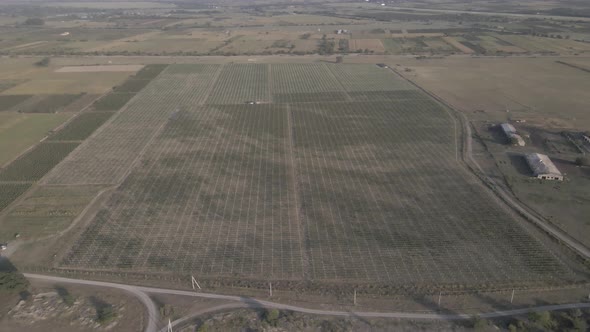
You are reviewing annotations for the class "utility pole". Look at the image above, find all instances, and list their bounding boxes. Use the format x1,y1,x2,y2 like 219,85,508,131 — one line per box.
510,289,515,304
269,282,273,297
354,289,357,306
191,276,201,290
438,292,442,307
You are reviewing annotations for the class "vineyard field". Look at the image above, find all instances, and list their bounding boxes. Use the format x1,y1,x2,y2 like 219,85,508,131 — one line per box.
55,63,578,287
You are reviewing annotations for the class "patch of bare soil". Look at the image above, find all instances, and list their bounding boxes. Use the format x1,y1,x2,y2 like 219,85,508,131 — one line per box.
55,65,144,73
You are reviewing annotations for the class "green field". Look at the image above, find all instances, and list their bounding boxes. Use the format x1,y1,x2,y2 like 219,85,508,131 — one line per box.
0,142,79,181
0,113,72,166
48,112,114,141
0,183,32,212
18,94,84,113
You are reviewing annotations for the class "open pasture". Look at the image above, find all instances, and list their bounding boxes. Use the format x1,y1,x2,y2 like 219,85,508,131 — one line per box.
394,57,590,128
57,64,576,287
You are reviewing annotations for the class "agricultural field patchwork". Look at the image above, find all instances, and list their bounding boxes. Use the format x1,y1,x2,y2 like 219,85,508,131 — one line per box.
52,64,578,287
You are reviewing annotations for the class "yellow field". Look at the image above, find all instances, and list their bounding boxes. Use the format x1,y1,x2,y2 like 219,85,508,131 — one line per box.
349,39,385,53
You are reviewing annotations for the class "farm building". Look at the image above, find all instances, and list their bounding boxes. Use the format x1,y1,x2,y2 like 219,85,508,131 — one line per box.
525,153,563,181
500,123,525,146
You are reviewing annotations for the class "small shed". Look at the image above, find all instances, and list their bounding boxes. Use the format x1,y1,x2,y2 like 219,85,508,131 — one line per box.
500,123,525,146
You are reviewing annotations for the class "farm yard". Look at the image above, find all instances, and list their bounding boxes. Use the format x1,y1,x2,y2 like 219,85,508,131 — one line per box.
36,63,580,289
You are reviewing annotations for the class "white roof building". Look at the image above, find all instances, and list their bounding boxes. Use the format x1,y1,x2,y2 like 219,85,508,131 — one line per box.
525,153,563,181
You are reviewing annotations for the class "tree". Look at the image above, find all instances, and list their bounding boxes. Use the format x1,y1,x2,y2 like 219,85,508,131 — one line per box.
24,18,45,26
575,156,590,166
471,316,489,330
0,272,29,294
96,305,117,324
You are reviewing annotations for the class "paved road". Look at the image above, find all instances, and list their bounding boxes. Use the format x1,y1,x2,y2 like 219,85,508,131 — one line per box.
24,273,590,332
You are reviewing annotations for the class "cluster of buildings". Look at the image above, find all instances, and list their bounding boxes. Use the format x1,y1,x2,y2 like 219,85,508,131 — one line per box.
499,123,563,181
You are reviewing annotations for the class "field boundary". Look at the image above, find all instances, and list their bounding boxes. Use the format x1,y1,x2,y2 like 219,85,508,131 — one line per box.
285,103,309,279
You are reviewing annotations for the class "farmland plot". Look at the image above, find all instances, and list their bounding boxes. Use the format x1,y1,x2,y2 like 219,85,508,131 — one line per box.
271,63,350,103
57,64,576,286
44,64,220,185
206,64,270,104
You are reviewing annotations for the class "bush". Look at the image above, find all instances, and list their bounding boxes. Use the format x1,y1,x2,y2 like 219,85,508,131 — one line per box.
571,317,588,331
56,286,75,306
96,305,117,324
529,311,555,329
0,272,29,294
24,18,44,25
263,309,279,327
35,57,51,67
471,316,489,330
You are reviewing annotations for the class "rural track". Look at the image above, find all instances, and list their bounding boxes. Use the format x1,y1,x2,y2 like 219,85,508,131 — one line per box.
388,67,590,260
24,273,590,332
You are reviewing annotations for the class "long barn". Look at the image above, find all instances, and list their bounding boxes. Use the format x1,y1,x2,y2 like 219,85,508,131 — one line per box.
525,153,563,181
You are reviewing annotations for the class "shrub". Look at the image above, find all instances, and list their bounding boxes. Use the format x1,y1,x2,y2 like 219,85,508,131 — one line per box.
24,18,44,25
471,316,489,330
35,57,51,67
96,305,117,324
